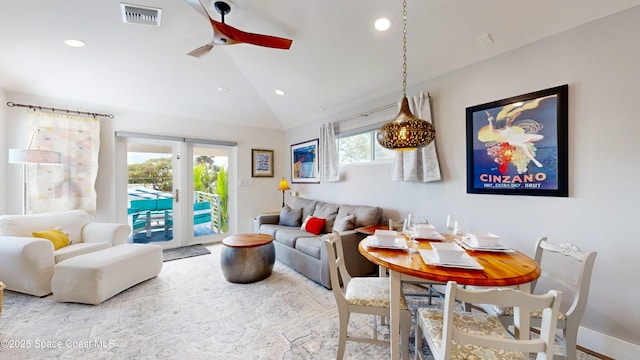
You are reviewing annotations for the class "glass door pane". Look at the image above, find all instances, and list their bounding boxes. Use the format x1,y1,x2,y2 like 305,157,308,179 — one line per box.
187,144,230,245
126,139,180,247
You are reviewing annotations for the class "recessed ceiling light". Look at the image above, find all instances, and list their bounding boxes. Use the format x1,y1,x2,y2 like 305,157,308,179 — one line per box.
274,89,285,96
65,39,85,47
374,18,391,31
217,87,228,92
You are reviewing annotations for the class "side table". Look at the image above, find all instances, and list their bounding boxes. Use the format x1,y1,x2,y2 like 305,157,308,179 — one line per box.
221,234,275,284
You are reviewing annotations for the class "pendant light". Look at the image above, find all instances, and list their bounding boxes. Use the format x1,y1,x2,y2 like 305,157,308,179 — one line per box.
377,0,435,151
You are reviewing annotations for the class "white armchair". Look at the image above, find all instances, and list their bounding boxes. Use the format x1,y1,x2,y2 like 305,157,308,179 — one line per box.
0,210,130,296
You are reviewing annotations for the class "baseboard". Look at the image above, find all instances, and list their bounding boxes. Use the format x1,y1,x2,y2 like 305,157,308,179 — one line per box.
579,325,640,359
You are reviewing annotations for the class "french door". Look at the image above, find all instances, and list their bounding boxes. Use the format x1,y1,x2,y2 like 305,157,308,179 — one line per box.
116,133,236,249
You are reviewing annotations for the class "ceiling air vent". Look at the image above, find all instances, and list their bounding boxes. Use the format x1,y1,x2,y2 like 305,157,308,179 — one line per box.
120,3,162,26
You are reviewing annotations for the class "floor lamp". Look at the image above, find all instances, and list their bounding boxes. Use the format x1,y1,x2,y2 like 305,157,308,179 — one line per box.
8,129,63,214
277,177,290,208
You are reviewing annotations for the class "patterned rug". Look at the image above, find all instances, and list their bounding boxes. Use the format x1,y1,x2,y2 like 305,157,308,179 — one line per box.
162,245,211,262
0,244,599,360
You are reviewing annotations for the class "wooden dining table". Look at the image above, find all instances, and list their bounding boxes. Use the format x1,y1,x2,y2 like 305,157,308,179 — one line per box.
358,233,541,360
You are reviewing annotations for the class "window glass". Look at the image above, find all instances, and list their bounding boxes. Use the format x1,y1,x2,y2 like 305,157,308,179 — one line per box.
338,130,393,165
373,131,394,161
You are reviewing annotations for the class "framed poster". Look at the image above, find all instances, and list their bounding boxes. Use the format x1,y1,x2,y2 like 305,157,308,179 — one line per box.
466,85,568,197
291,138,320,183
251,149,274,177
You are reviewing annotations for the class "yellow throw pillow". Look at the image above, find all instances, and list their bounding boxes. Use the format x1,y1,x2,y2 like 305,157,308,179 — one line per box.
32,227,70,250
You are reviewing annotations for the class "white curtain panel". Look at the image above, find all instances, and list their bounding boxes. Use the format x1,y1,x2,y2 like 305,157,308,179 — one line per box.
391,91,442,182
26,111,100,214
319,122,340,182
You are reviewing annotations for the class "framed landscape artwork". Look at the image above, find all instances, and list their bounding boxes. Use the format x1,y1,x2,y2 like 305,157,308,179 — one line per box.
465,85,568,197
291,139,319,183
251,149,274,177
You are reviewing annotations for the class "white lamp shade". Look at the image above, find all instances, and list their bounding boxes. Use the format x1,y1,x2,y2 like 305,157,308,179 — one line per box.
8,149,62,164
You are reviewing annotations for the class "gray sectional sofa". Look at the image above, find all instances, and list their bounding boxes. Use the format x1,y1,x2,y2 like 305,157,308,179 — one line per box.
255,197,382,289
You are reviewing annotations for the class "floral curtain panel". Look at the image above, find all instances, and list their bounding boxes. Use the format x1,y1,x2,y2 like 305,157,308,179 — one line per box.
27,111,100,214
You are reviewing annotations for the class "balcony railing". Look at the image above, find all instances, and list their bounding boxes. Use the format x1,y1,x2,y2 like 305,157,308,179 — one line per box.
128,188,223,240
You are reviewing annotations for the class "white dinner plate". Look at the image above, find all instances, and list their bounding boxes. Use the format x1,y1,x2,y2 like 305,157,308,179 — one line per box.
458,239,514,253
419,249,484,270
366,236,408,250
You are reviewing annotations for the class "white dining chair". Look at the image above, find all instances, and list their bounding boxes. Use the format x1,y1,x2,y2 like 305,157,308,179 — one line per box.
415,281,563,360
475,237,597,360
324,231,411,360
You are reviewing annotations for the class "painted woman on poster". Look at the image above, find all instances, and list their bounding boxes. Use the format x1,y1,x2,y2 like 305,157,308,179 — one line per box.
478,95,554,172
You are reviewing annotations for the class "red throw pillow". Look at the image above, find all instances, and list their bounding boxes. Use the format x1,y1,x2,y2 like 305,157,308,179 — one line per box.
304,217,326,235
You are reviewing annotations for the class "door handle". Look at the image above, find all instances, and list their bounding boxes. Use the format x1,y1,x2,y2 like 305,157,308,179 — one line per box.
175,189,179,203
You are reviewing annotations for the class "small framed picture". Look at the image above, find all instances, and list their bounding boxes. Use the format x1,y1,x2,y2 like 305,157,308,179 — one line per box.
291,139,320,183
251,149,274,177
466,85,568,197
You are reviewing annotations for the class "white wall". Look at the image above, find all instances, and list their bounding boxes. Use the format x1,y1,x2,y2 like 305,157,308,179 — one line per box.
0,88,6,214
286,7,640,359
1,92,287,234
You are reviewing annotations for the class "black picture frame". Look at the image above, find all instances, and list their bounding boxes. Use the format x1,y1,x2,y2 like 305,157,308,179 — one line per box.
291,139,320,184
466,85,568,197
251,149,274,177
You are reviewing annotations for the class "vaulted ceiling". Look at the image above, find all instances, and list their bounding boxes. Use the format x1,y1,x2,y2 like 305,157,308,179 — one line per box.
1,0,639,130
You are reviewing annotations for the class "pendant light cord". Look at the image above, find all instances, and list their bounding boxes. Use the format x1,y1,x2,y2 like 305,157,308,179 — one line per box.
402,0,408,98
377,0,436,150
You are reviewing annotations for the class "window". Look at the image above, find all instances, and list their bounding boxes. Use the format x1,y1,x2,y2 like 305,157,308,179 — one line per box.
338,130,394,165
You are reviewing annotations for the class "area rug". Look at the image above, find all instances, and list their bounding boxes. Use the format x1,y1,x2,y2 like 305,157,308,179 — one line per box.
0,244,599,360
162,244,211,262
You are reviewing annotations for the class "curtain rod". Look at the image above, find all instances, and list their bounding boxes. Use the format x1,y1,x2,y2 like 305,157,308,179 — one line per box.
334,93,430,123
6,101,114,119
337,103,396,123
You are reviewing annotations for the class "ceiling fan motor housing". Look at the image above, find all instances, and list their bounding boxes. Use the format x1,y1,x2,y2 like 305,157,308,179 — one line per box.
214,1,231,17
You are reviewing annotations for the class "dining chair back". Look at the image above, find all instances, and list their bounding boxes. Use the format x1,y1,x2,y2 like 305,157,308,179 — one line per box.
415,281,562,360
324,231,411,359
477,237,597,360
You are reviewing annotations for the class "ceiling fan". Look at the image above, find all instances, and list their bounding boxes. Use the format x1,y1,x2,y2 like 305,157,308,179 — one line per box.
185,0,293,57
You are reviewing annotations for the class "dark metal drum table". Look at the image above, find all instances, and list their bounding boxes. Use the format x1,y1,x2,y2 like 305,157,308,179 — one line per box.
221,233,275,283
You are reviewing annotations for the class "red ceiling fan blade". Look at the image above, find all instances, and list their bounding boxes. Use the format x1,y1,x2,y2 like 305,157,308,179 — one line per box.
214,20,292,49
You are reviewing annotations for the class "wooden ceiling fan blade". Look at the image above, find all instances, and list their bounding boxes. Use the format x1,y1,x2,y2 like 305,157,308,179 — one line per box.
217,21,292,49
237,32,292,49
187,44,214,57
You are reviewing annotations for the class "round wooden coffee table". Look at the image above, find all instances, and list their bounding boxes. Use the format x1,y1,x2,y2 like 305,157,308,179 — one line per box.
221,234,275,283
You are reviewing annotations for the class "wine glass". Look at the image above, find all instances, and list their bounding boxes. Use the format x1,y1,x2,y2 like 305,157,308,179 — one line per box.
446,214,455,234
405,214,419,253
454,219,469,240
